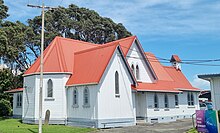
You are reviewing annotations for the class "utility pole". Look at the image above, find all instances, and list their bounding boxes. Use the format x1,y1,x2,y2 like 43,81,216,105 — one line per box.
27,2,56,133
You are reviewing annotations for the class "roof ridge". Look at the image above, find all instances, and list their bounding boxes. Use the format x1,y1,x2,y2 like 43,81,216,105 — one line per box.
104,36,136,45
75,42,118,55
56,36,100,46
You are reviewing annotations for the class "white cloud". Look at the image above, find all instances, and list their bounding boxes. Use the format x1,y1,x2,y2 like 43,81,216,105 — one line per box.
4,0,220,36
191,75,210,90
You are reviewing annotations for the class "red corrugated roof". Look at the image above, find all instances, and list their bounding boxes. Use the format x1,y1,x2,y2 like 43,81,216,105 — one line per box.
66,43,118,86
133,53,200,92
4,88,24,93
24,37,99,76
104,36,136,55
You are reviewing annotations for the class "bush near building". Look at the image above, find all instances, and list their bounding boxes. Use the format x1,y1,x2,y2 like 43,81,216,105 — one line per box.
0,99,12,116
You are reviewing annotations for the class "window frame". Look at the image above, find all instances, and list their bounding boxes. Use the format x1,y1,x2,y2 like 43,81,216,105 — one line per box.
175,94,179,107
136,65,140,80
16,93,22,108
72,87,79,108
154,93,159,108
47,79,53,98
83,87,90,107
115,71,120,98
188,92,194,106
164,93,169,108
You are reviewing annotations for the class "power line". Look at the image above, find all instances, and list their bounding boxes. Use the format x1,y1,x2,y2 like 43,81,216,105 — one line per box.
117,45,220,67
118,45,220,66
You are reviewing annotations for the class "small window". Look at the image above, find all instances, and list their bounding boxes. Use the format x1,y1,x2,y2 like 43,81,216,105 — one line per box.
47,79,53,97
115,71,120,97
16,93,22,107
154,93,159,108
83,87,90,107
164,94,169,108
136,65,140,80
188,92,194,106
73,88,78,107
175,94,179,106
131,64,135,75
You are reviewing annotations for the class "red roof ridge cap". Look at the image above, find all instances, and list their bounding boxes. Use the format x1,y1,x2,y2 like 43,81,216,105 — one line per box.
56,36,99,46
74,42,118,55
104,36,136,45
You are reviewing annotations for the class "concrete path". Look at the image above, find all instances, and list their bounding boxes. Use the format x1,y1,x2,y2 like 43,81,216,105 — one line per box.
93,119,193,133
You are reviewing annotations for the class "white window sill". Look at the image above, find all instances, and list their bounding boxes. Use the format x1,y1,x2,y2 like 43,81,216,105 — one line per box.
16,106,22,108
44,98,55,101
72,105,79,108
115,94,120,98
154,108,160,111
188,106,195,108
175,106,179,108
164,108,170,111
83,104,90,108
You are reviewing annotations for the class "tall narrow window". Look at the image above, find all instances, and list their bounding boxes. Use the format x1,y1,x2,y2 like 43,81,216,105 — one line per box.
191,93,194,105
175,94,179,106
136,65,140,80
188,92,194,106
83,87,90,107
131,64,135,75
164,94,169,108
115,71,119,97
187,92,195,106
154,93,159,108
47,79,53,97
187,92,191,105
73,88,78,107
16,93,22,107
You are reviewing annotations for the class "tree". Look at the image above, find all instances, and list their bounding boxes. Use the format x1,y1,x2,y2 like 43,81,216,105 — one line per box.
27,4,132,58
0,0,8,23
0,21,33,71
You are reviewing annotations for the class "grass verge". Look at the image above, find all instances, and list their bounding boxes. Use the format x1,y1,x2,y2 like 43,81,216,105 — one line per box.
0,117,95,133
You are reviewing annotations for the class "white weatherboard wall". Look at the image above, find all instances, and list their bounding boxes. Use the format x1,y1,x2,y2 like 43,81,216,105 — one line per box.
13,92,22,118
23,74,70,124
126,42,154,83
210,78,220,110
23,75,36,123
97,50,135,128
145,92,199,123
67,85,99,127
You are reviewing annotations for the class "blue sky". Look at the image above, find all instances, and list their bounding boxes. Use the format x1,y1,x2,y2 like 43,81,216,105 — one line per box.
4,0,220,90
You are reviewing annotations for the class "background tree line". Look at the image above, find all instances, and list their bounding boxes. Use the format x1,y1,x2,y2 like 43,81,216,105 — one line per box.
0,0,131,116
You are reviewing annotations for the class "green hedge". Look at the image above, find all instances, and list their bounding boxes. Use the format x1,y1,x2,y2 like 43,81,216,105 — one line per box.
0,99,12,116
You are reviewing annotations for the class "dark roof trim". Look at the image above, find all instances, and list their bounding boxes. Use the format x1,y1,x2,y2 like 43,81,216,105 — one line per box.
198,73,220,80
134,39,157,80
117,46,137,86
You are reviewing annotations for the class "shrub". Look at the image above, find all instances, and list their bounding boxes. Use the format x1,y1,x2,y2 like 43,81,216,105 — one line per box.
0,99,12,116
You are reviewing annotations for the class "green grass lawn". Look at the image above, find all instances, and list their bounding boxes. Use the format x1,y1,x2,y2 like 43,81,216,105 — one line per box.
186,128,198,133
0,117,95,133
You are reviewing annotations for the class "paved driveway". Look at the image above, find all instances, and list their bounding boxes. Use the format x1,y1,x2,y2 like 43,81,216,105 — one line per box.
94,119,194,133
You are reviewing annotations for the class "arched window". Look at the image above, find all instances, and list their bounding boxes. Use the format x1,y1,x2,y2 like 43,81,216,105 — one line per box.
131,64,135,75
73,88,78,107
115,71,120,97
154,93,159,108
47,79,53,97
136,65,140,80
83,87,90,107
175,94,179,106
164,94,169,108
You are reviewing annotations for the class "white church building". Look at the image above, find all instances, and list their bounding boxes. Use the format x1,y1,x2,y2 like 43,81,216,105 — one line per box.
7,36,201,128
